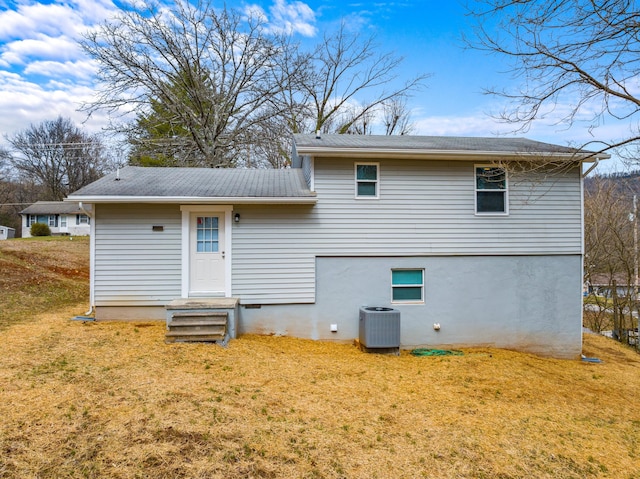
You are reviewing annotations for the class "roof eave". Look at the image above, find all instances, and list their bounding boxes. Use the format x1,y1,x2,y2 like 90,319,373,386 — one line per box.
294,147,609,161
66,195,318,205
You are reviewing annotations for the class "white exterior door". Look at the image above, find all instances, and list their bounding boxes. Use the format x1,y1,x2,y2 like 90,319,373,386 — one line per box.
189,213,225,296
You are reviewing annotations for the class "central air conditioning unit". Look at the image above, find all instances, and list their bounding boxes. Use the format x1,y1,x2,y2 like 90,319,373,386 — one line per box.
359,306,400,351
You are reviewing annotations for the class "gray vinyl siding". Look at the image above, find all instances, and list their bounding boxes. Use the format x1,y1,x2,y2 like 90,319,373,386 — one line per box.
301,156,312,187
311,158,582,255
231,204,317,303
94,204,181,305
231,158,582,303
92,158,582,306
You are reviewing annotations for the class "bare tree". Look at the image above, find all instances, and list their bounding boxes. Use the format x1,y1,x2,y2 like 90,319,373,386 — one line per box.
382,98,414,135
281,22,428,135
584,174,639,339
467,0,640,156
82,1,290,168
7,117,111,200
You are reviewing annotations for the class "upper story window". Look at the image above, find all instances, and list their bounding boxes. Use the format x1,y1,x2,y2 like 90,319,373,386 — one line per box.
475,165,508,214
355,162,379,198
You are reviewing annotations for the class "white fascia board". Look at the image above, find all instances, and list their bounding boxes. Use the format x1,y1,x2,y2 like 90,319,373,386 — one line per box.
295,147,610,161
66,195,318,204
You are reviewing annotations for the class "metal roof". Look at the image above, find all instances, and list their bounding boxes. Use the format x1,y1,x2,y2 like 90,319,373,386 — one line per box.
292,134,606,160
68,166,317,203
20,201,85,215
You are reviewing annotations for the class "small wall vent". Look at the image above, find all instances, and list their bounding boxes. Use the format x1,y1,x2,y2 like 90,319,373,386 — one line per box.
359,307,400,349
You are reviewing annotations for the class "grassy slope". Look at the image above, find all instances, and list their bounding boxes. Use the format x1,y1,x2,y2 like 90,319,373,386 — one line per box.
0,236,89,329
0,238,639,479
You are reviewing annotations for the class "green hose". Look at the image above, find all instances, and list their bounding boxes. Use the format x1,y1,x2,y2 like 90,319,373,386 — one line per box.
410,348,463,357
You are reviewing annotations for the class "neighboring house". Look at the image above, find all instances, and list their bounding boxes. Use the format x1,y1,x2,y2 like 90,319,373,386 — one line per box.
67,134,608,358
0,225,15,240
20,201,92,238
586,273,637,298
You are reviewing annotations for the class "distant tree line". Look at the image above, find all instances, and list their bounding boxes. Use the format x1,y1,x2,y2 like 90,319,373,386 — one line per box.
0,117,114,234
584,173,640,346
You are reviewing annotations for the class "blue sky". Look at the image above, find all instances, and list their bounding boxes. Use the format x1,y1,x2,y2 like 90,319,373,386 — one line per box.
0,0,627,169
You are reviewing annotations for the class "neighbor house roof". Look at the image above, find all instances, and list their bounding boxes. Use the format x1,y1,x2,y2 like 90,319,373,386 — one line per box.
292,134,609,161
20,201,86,215
68,166,317,204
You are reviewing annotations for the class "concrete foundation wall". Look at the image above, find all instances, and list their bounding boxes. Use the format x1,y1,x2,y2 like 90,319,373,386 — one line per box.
238,255,583,359
95,306,166,321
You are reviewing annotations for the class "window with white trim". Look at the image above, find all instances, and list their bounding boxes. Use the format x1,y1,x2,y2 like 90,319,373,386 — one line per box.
475,165,507,214
355,163,379,198
76,214,90,225
61,216,67,227
391,269,424,303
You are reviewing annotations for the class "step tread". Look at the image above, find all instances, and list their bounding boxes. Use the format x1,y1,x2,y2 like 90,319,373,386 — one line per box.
171,311,228,318
166,330,226,338
168,320,227,327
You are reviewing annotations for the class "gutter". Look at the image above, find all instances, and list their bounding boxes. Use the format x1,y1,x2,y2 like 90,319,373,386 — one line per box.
68,195,318,205
294,147,598,162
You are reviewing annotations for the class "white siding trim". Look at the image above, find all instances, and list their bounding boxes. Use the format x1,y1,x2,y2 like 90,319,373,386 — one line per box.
89,206,96,310
180,205,233,298
580,170,585,257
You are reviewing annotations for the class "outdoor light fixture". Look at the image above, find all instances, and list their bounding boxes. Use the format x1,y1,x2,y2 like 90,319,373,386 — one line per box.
234,213,240,223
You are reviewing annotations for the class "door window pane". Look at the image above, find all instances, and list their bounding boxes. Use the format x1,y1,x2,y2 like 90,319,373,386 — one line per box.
196,216,219,253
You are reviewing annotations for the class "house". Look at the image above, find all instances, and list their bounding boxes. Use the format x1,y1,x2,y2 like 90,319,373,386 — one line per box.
67,134,608,358
0,225,15,240
20,201,92,238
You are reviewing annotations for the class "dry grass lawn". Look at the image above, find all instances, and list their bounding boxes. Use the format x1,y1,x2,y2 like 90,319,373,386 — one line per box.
1,238,639,478
0,236,89,329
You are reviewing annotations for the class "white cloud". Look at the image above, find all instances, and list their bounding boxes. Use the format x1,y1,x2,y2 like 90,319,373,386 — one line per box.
269,0,316,36
0,0,122,142
246,0,317,37
0,3,76,40
0,73,116,146
1,35,83,66
24,60,97,82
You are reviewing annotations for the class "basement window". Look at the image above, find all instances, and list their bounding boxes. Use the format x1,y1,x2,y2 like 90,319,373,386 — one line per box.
391,269,424,303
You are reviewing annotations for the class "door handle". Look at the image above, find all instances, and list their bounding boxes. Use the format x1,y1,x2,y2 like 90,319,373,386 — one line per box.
221,251,225,258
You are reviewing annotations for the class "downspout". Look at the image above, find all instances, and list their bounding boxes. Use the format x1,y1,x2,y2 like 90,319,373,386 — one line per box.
79,202,95,316
78,201,92,219
581,157,600,178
